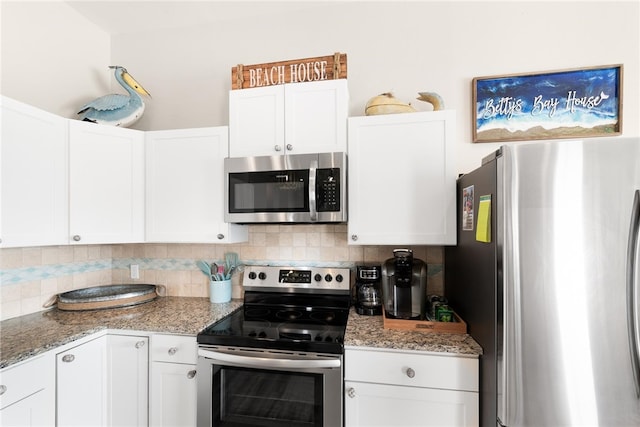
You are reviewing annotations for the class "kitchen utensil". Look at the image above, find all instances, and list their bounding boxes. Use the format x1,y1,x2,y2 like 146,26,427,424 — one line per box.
196,260,213,279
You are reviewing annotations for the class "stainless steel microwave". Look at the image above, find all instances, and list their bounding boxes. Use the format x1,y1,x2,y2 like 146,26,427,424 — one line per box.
224,152,347,224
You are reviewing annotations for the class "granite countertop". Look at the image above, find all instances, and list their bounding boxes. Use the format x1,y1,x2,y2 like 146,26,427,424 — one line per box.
0,296,242,369
1,298,481,370
344,309,483,357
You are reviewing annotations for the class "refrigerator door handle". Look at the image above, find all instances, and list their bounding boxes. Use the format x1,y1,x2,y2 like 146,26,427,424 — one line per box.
627,189,640,398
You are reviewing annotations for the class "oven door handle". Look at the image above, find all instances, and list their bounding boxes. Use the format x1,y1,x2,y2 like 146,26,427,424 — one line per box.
199,348,341,369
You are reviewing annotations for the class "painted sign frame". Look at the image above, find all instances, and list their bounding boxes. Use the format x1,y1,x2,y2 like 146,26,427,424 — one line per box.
472,64,623,143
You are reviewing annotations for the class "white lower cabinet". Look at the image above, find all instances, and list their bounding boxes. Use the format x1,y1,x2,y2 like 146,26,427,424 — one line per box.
0,353,55,427
57,335,108,426
344,347,479,427
150,334,198,427
107,334,149,427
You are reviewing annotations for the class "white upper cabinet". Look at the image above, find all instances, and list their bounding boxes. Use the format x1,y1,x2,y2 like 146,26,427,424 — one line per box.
347,111,456,245
229,79,348,157
0,96,69,248
145,127,248,243
69,120,145,244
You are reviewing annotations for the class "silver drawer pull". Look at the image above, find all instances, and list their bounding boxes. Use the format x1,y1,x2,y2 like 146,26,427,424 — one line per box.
187,370,196,379
168,347,178,356
347,387,356,398
135,340,146,349
72,235,81,242
0,385,7,395
62,354,75,363
406,367,416,378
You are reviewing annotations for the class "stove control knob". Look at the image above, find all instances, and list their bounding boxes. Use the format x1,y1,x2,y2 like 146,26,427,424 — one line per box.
315,335,323,341
314,274,322,282
324,274,333,282
325,336,333,342
258,331,267,338
258,272,267,280
248,331,257,337
248,272,257,280
335,274,344,282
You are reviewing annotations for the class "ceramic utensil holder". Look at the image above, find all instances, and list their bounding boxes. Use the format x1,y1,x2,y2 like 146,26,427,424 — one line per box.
210,279,231,303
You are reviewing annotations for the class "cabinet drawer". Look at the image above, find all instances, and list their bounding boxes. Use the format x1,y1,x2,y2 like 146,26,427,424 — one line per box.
0,355,50,409
151,334,197,364
345,348,478,392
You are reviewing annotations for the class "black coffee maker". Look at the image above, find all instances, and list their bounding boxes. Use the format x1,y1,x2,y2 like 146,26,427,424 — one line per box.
381,249,427,320
354,265,382,315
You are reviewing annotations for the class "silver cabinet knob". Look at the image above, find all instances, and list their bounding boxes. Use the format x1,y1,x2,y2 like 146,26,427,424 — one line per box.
168,347,178,356
351,235,358,241
217,234,224,240
0,385,6,395
406,367,416,378
135,340,146,349
72,235,81,242
275,145,282,151
286,144,293,151
347,387,356,398
62,354,75,363
187,370,197,379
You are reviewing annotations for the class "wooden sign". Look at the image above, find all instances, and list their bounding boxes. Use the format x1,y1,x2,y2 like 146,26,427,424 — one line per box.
232,52,347,90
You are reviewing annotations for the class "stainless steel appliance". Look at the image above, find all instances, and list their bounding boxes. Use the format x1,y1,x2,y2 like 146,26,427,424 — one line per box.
354,265,382,316
224,152,347,224
381,249,427,320
196,265,351,427
445,138,640,426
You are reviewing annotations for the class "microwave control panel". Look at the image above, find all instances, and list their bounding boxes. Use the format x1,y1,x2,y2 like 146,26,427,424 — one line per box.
316,168,340,212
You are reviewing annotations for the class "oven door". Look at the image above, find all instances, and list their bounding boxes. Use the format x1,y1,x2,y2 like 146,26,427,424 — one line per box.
197,346,343,427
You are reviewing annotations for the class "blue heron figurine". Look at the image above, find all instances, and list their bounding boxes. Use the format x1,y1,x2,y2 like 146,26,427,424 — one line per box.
77,65,151,127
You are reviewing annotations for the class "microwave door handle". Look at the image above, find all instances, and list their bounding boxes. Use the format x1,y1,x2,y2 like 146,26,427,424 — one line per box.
309,160,318,221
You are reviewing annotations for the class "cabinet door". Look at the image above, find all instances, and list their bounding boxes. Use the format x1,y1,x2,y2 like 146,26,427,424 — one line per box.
150,362,197,427
229,85,285,157
348,111,456,245
0,96,68,248
69,120,144,244
146,127,247,243
0,389,53,427
285,79,348,154
0,353,55,427
107,335,148,427
344,381,479,427
57,336,107,427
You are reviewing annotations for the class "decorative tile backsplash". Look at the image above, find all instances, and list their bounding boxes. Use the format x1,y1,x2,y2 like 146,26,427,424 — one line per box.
0,225,444,321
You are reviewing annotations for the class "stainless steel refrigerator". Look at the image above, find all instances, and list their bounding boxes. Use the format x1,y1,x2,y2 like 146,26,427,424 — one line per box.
445,137,640,426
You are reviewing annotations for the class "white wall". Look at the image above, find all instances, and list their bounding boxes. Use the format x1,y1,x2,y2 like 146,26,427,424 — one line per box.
0,1,111,116
2,1,638,175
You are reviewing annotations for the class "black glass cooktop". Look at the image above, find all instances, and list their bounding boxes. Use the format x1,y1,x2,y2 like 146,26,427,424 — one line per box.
197,291,350,354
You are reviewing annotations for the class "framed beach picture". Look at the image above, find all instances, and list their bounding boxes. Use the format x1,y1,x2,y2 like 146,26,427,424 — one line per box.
472,64,623,143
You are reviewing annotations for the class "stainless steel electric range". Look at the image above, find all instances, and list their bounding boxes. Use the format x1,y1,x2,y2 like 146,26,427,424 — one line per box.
196,265,351,427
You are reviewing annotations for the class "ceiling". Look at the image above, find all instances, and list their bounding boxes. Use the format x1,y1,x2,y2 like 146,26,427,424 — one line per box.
65,0,338,35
